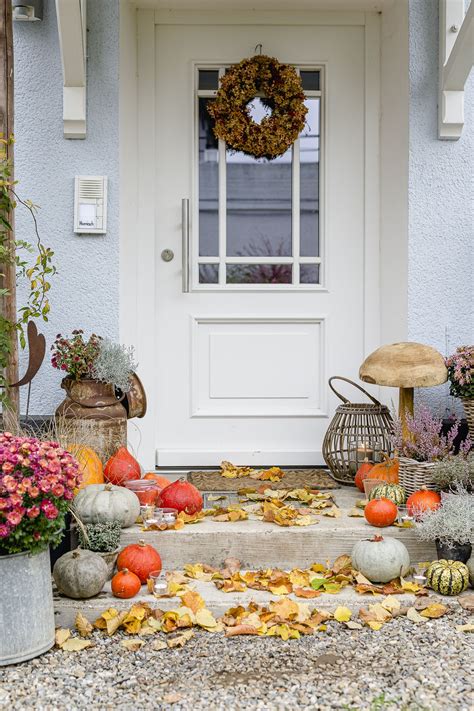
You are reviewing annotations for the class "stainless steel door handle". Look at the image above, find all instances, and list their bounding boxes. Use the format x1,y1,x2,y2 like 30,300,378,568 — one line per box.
182,198,190,293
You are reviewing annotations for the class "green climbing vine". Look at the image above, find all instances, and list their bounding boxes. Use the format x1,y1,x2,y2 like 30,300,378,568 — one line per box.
0,136,56,405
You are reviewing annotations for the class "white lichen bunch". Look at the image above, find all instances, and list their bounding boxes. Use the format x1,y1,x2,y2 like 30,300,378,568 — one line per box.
416,483,474,545
432,453,474,491
92,338,137,392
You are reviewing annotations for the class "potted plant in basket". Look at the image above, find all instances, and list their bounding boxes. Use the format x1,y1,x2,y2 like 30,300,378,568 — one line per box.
445,345,474,434
77,520,121,578
0,432,80,665
391,405,471,495
416,483,473,563
52,331,138,463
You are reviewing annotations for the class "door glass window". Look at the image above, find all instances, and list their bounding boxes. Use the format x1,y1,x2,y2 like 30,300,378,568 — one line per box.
196,66,322,287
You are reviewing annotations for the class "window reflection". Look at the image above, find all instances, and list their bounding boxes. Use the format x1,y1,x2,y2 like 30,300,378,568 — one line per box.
199,98,219,257
226,264,292,284
300,98,320,257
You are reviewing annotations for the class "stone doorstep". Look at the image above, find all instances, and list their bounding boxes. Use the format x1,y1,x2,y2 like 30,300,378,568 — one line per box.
119,488,437,570
53,578,467,630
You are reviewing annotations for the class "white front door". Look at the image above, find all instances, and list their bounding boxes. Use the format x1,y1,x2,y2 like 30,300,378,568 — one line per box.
153,19,377,467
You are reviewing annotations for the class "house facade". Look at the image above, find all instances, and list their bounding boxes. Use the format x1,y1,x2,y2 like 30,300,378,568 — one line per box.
12,0,473,468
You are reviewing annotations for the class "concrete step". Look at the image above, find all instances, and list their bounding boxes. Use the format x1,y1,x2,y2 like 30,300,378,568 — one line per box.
53,578,465,629
119,489,437,570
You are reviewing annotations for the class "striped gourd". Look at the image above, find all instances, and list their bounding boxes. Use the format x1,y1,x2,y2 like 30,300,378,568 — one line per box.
368,483,406,506
426,559,469,596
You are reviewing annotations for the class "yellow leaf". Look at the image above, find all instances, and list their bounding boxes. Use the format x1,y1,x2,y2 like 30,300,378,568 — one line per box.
152,639,168,650
322,506,341,518
380,597,401,612
55,628,71,647
195,608,218,629
60,638,92,652
406,607,427,623
123,618,142,635
268,584,292,596
294,515,316,526
366,621,383,631
344,621,363,630
393,520,415,528
183,563,213,581
456,623,474,632
75,612,93,638
348,507,365,517
101,607,119,620
178,590,206,613
334,606,352,622
420,603,448,619
106,611,128,636
121,639,145,651
167,629,195,648
368,603,392,622
400,578,421,593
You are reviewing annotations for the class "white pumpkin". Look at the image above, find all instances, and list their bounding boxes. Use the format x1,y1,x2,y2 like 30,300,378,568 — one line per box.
53,549,108,599
467,555,474,588
73,483,140,528
351,535,410,583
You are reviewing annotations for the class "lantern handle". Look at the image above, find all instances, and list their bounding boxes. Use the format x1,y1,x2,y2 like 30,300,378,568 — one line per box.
328,376,382,406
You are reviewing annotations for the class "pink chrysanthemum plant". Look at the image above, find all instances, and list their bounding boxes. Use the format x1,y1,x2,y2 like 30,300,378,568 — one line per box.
445,345,474,399
0,433,81,556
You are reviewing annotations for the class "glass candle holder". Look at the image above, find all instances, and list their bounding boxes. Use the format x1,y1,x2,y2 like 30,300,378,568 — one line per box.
147,570,167,595
155,507,178,525
363,478,384,499
140,504,158,529
124,479,160,505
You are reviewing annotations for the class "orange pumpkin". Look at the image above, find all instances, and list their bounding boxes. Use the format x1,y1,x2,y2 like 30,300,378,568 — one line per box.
104,447,141,486
367,453,399,484
355,459,374,492
143,472,171,490
406,486,441,519
67,444,104,493
117,539,162,583
364,497,398,527
111,568,141,599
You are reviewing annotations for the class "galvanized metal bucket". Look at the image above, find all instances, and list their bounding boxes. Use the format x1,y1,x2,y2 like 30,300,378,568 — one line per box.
0,547,55,665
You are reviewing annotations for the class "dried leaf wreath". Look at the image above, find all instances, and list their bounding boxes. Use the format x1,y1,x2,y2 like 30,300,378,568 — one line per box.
208,55,308,160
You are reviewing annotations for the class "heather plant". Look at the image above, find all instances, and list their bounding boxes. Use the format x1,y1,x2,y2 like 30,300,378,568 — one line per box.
78,521,121,553
445,345,474,399
391,405,471,462
91,338,137,393
432,452,474,491
416,483,474,545
0,432,81,555
51,330,102,380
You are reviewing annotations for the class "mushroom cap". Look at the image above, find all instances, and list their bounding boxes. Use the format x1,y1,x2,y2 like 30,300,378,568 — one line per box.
359,342,447,388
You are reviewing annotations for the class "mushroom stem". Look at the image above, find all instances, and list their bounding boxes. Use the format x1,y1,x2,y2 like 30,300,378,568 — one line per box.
398,387,414,441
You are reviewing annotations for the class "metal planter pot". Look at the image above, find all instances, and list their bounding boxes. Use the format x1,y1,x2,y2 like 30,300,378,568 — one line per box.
0,547,55,665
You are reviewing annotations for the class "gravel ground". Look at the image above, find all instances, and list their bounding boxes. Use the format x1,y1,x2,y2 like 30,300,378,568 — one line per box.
0,607,473,711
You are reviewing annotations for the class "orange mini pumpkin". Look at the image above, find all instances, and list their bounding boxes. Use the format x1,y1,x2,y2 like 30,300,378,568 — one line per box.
117,539,162,583
406,486,441,519
364,497,398,527
143,472,171,490
355,459,374,492
104,447,141,486
67,444,104,493
111,568,141,599
367,453,399,484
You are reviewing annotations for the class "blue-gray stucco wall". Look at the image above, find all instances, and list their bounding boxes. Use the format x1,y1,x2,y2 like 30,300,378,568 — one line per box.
409,0,473,416
13,0,119,415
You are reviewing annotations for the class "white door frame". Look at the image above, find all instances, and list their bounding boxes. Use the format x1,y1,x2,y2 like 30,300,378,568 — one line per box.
119,6,409,466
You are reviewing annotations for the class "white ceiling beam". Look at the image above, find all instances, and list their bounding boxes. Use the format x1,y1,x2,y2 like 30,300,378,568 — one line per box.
439,0,474,140
56,0,87,139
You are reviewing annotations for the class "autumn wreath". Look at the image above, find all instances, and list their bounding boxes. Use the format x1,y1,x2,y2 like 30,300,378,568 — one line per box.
208,55,307,160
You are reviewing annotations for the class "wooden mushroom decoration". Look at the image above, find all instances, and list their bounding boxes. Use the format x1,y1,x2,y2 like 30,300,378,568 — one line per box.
359,342,447,438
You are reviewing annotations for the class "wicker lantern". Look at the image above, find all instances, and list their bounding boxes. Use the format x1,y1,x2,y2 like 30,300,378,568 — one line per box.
323,377,393,485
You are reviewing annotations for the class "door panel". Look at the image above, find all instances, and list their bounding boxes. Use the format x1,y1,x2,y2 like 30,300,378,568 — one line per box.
154,23,367,466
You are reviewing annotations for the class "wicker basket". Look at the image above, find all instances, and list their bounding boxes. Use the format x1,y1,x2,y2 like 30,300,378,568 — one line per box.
398,457,437,496
461,398,474,436
322,377,393,485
